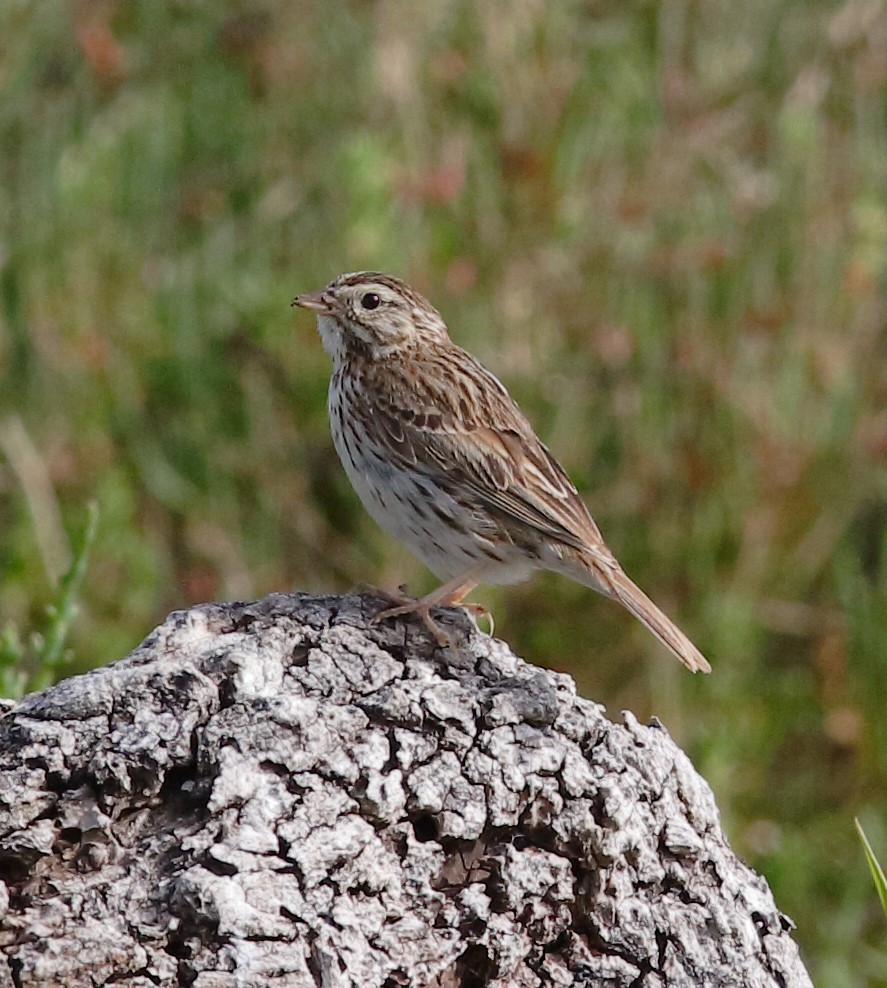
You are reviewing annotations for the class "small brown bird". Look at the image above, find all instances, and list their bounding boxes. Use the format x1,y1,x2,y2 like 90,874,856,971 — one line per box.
293,272,710,673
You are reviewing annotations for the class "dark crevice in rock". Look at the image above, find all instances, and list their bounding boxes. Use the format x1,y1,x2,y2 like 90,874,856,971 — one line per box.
199,854,238,877
9,957,23,988
455,944,494,988
411,811,441,843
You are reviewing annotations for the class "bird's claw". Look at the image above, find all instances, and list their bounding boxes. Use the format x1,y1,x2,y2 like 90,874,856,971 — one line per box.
371,601,452,647
456,602,494,636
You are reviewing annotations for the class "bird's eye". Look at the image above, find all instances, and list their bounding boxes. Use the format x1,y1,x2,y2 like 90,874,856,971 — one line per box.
361,292,381,310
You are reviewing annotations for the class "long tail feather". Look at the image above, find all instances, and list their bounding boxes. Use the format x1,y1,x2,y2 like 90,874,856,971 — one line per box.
607,567,711,673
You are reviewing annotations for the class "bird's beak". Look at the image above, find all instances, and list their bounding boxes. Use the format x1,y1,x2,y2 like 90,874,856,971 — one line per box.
291,289,334,313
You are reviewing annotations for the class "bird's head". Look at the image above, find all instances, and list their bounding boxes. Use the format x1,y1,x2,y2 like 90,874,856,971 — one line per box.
292,272,449,361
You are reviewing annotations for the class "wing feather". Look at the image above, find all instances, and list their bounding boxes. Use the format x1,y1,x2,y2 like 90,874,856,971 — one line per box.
363,347,605,555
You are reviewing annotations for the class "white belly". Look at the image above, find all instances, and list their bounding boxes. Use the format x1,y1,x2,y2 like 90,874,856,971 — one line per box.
328,373,537,585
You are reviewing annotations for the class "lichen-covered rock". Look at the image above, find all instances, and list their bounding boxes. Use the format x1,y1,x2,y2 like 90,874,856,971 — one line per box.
0,593,812,987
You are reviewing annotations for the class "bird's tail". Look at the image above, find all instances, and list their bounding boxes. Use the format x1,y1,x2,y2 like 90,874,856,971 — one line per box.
559,551,711,673
606,567,711,673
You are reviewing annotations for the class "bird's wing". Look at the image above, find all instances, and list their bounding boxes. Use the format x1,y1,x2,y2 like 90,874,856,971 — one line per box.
363,347,610,557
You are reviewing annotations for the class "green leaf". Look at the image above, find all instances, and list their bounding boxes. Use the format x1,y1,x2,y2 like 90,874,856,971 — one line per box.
855,818,887,920
32,502,99,689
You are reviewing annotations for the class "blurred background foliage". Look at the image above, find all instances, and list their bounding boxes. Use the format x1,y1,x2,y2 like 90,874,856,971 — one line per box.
0,0,885,980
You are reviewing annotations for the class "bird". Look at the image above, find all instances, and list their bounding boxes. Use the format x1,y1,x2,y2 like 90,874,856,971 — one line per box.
292,272,710,673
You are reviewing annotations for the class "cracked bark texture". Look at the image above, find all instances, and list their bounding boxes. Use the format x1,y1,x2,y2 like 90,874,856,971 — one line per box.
0,592,812,988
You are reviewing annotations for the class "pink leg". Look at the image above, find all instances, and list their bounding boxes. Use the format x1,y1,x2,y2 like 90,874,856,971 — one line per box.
371,573,490,645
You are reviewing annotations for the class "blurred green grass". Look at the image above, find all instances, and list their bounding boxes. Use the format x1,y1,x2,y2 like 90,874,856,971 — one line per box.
1,0,886,981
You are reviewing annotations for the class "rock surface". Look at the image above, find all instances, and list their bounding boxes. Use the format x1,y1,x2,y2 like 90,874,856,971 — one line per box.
0,592,812,987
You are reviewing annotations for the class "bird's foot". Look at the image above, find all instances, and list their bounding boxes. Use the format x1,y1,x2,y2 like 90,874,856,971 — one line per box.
365,583,415,609
371,598,453,646
369,581,492,645
366,573,493,645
